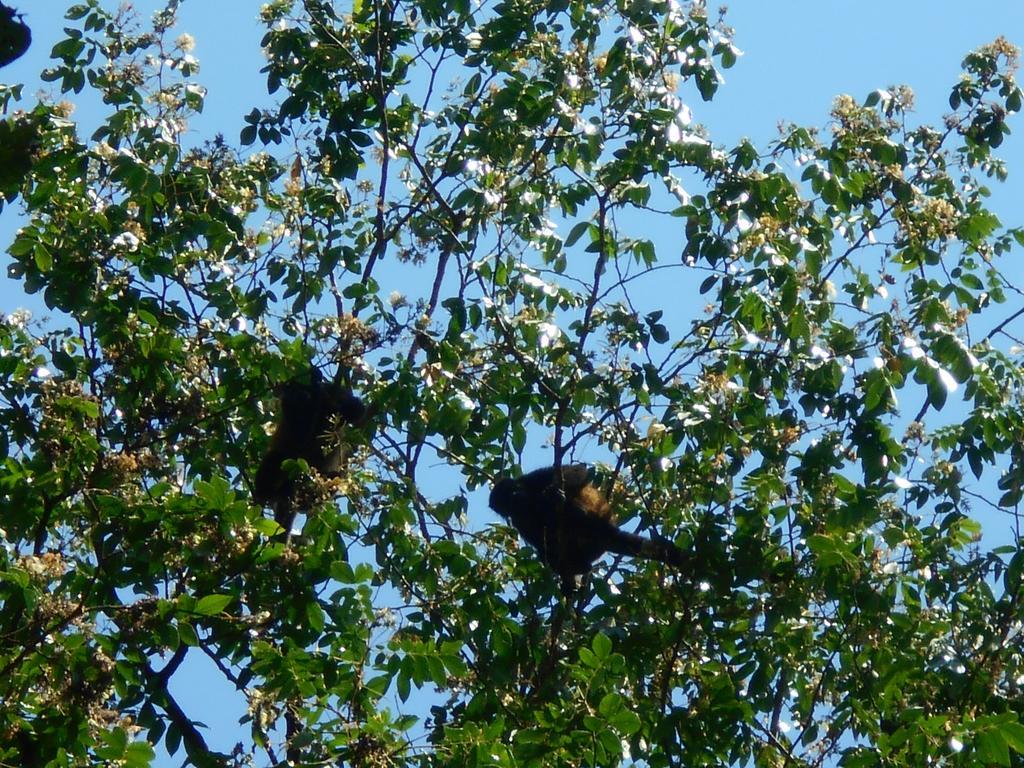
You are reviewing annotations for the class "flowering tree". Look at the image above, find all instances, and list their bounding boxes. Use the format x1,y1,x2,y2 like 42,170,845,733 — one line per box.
2,1,1024,766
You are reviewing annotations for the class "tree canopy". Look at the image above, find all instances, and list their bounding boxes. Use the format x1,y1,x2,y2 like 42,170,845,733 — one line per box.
2,1,1024,766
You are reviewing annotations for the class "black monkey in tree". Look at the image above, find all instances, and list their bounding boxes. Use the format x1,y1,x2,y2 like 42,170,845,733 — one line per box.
489,464,688,594
253,369,368,534
0,3,30,67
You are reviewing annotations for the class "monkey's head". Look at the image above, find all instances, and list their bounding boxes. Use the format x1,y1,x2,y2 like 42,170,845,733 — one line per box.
488,477,522,520
275,372,368,427
331,389,368,426
276,378,319,416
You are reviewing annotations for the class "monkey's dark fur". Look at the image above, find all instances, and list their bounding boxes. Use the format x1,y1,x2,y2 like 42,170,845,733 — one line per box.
0,4,31,68
253,371,367,532
489,465,687,593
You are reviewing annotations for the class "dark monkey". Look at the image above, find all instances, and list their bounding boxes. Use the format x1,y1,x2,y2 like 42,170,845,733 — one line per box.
0,4,31,68
253,370,367,532
489,464,687,593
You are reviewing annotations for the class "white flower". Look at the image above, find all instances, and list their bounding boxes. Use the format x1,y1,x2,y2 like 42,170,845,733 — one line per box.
538,322,561,348
112,232,141,251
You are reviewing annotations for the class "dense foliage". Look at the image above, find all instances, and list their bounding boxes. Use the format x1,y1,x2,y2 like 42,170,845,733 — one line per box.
2,1,1024,766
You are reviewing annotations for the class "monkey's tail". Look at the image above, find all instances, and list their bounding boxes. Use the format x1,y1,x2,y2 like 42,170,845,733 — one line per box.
609,529,689,569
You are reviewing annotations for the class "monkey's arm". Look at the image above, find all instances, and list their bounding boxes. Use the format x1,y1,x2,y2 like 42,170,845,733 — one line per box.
252,449,300,532
253,448,287,505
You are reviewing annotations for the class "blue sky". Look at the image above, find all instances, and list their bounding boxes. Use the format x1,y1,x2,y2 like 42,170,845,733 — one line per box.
3,2,1024,764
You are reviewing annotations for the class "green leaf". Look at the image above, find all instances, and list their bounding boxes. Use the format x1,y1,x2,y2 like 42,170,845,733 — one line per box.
177,621,199,647
442,653,468,677
124,740,156,767
193,594,232,616
305,602,325,633
611,709,641,735
1007,87,1022,113
397,667,411,702
597,728,621,760
95,727,128,759
976,728,1010,766
165,723,181,757
427,655,447,684
592,632,612,660
364,675,391,699
1005,549,1024,594
565,221,590,247
1000,721,1024,753
598,692,622,718
34,243,52,272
